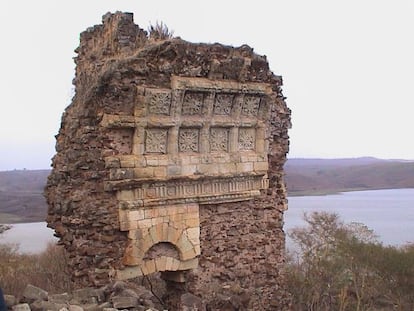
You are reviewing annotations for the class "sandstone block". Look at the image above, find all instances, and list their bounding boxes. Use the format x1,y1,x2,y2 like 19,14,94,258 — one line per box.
128,209,144,221
254,161,268,172
142,259,156,275
155,256,168,272
116,267,143,280
186,227,200,245
179,258,198,270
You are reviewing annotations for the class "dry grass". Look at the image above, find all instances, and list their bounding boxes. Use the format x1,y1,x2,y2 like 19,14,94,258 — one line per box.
148,21,174,41
0,242,72,297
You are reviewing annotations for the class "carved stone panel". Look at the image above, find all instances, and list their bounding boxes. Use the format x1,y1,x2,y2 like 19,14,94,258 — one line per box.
182,91,204,115
241,95,261,116
147,91,172,115
214,93,234,115
238,128,256,150
179,128,199,153
145,128,168,154
210,127,229,152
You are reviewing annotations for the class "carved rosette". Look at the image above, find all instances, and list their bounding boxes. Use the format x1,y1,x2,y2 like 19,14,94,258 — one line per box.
145,128,168,153
179,128,199,152
239,128,256,150
147,91,171,115
210,128,229,152
214,93,234,115
241,95,261,116
182,91,204,115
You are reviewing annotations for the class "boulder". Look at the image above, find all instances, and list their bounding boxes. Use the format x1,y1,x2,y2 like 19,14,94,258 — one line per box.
23,285,48,302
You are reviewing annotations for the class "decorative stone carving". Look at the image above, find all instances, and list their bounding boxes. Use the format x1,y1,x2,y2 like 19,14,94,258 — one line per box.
213,93,234,115
179,128,199,153
119,175,268,207
145,128,168,153
242,95,261,116
239,128,256,150
147,91,171,115
182,91,204,115
210,128,229,152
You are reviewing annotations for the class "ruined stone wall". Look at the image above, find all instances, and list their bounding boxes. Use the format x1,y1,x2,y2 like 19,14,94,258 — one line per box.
45,12,291,309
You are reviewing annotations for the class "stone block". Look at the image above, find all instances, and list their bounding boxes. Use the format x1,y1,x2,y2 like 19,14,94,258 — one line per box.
151,217,163,226
181,164,197,175
120,156,136,168
142,259,156,275
148,226,159,244
49,292,71,303
185,217,199,227
218,163,236,174
167,226,182,244
4,295,16,308
167,165,182,176
190,156,201,164
254,161,268,172
236,162,253,173
187,204,199,213
145,156,159,166
165,256,174,271
133,167,154,178
186,227,200,245
177,236,195,254
170,258,181,271
137,219,152,229
128,210,144,221
68,305,84,311
153,166,167,178
155,256,167,272
179,258,198,270
12,303,31,311
112,296,139,309
181,248,197,261
144,208,157,218
116,267,143,280
197,163,219,175
116,190,135,201
23,284,48,301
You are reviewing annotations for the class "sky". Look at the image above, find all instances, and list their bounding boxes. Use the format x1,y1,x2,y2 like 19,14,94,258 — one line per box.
0,0,413,170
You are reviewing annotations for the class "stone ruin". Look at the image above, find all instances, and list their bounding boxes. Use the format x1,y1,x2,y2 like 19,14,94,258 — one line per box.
45,12,291,309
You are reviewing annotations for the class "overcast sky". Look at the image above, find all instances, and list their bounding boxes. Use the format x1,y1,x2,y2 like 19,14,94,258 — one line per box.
0,0,413,170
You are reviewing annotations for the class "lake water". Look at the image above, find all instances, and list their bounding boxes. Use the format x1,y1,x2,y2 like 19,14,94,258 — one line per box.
1,189,413,254
285,188,414,247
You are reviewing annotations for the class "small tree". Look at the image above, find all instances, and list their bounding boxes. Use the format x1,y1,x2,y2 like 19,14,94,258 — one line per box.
285,211,414,311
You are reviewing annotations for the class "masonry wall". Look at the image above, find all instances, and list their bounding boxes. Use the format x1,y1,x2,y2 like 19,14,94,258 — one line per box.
45,12,291,309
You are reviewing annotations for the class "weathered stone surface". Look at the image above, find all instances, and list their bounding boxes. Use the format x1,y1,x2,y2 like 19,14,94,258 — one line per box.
179,293,206,311
12,303,31,311
23,284,48,302
4,294,17,308
49,292,71,303
111,296,139,309
45,11,291,310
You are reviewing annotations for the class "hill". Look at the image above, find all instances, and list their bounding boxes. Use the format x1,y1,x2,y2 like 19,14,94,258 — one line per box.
285,157,414,195
0,170,49,223
0,158,414,223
